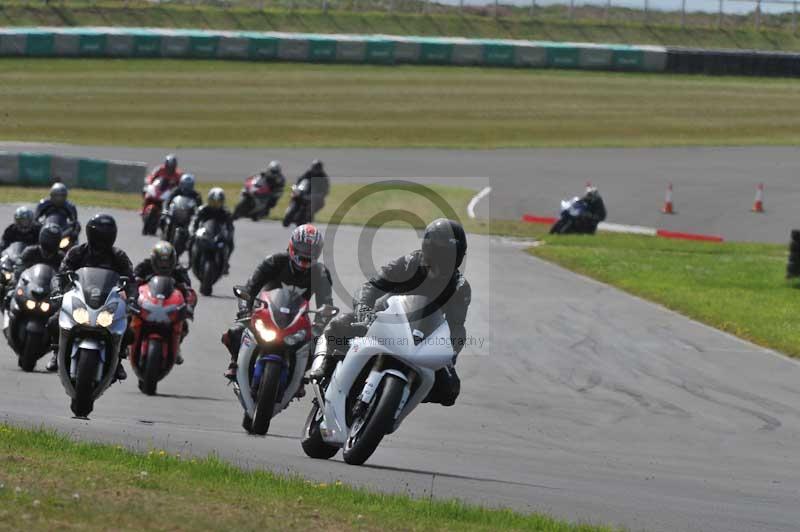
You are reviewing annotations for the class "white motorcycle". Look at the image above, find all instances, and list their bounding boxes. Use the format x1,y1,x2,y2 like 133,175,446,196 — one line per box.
302,294,455,465
56,267,129,418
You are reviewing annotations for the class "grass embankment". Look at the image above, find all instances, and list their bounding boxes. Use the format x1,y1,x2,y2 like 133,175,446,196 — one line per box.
4,1,800,52
0,184,541,239
3,59,800,148
530,233,800,357
0,424,617,532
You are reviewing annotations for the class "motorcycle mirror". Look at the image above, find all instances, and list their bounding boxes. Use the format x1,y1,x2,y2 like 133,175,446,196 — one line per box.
233,285,250,300
312,305,339,318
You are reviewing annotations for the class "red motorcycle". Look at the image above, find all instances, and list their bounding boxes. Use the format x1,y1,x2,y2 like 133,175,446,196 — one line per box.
129,275,192,395
141,177,176,236
232,174,278,222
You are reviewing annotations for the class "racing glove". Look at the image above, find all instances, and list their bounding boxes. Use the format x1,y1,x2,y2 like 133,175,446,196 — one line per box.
355,304,376,326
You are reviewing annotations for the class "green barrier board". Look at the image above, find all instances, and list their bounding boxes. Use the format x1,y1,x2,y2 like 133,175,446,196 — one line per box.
483,43,515,67
78,33,106,56
547,47,580,68
77,159,108,190
189,35,219,58
248,37,278,59
419,42,452,64
132,34,161,57
309,39,337,62
613,49,645,70
365,40,394,64
18,153,52,186
26,32,54,56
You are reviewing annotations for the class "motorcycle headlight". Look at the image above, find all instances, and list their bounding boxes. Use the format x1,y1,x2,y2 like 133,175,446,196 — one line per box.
39,301,50,313
59,237,70,249
254,319,277,343
72,306,89,325
96,310,114,328
284,330,307,346
25,300,35,311
3,271,11,281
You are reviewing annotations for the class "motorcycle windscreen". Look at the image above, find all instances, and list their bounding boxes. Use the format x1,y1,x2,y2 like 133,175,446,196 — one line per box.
262,286,307,329
393,294,446,342
45,212,68,227
3,242,26,261
148,275,176,298
76,267,120,309
21,264,56,298
199,219,223,240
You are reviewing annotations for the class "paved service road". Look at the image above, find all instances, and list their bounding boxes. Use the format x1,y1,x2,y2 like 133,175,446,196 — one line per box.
2,143,799,242
2,206,800,532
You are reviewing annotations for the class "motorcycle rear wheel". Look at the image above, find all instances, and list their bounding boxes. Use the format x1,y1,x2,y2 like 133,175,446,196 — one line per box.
301,399,339,459
342,375,405,466
250,360,281,435
200,260,214,296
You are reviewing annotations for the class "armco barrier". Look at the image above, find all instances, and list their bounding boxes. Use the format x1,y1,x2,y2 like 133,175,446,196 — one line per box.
0,152,146,193
0,27,669,73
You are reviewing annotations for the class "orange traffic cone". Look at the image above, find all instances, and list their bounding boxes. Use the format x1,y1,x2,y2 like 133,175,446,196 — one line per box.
662,183,675,214
752,183,765,213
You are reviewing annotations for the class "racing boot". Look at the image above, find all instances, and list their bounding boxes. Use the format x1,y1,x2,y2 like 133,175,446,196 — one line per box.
115,361,127,381
224,360,237,382
306,339,337,382
45,353,58,372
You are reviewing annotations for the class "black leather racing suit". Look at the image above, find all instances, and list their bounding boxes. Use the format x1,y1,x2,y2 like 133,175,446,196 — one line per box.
258,172,286,207
0,222,42,251
35,200,81,232
296,169,330,215
222,252,333,360
320,250,471,406
14,245,64,280
166,190,203,209
580,193,607,234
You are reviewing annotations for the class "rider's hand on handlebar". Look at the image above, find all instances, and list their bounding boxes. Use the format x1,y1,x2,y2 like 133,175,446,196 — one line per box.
355,304,376,326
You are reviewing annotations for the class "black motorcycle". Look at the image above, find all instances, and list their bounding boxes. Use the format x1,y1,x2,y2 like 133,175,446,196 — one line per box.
5,263,57,371
0,242,26,302
162,195,197,257
42,211,80,251
550,197,598,235
282,178,314,227
190,219,228,296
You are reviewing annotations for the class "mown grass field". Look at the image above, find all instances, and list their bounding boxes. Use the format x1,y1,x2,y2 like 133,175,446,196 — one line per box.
0,424,618,532
4,1,800,52
3,58,800,148
530,232,800,357
0,184,542,239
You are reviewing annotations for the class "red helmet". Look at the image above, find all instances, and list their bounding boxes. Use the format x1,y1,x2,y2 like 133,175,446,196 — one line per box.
288,224,323,272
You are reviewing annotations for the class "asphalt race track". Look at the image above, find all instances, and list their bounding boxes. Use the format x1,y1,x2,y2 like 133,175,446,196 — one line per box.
3,142,799,243
2,205,800,532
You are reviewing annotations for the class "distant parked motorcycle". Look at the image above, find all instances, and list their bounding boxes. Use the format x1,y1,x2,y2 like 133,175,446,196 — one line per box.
190,219,228,296
162,195,197,257
233,175,280,222
302,294,455,465
142,178,175,236
231,284,338,435
4,263,57,372
550,197,595,235
129,275,189,396
56,267,129,418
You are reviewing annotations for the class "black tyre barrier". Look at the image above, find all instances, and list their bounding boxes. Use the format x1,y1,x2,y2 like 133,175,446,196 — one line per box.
786,230,800,279
666,48,800,78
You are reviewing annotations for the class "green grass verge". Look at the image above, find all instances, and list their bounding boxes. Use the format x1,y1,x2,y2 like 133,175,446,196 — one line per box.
4,2,800,52
529,232,800,357
0,184,542,239
3,59,800,148
0,423,618,532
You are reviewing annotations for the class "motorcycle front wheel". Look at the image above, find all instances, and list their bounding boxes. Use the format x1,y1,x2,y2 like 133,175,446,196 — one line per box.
140,341,162,396
342,374,405,466
18,333,38,372
250,360,281,435
71,348,100,418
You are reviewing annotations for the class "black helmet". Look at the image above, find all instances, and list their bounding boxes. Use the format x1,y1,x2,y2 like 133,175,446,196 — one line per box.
165,154,178,173
50,183,68,207
86,214,117,252
311,159,323,174
421,218,467,278
39,223,62,257
151,241,177,276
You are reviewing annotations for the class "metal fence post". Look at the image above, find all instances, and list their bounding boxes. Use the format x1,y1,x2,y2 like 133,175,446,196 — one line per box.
681,0,686,27
644,0,649,23
755,0,761,31
717,0,723,29
794,0,798,34
530,0,536,18
569,0,574,21
495,0,499,18
460,0,464,13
